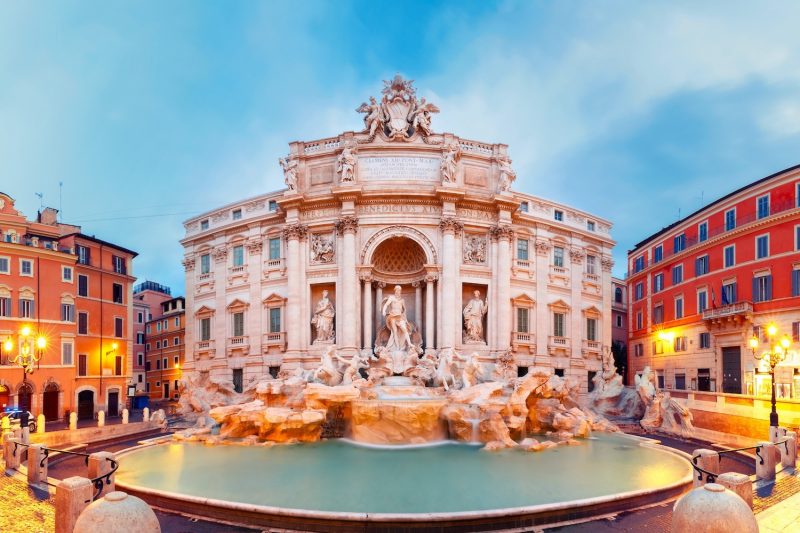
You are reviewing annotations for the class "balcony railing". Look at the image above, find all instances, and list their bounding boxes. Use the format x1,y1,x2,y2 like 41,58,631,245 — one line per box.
264,258,284,269
550,265,567,275
229,265,246,274
197,272,212,281
583,272,599,283
702,301,753,320
228,335,248,346
515,259,531,269
195,339,215,352
262,332,286,350
549,335,568,346
582,339,602,352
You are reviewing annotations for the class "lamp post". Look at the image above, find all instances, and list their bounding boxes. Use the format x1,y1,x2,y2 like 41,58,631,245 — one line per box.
3,326,47,428
100,342,118,414
749,324,789,428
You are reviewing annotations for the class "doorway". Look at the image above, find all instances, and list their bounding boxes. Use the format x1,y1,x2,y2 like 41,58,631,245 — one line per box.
108,391,119,417
43,382,60,421
163,382,170,400
17,383,33,413
722,346,742,394
78,390,94,420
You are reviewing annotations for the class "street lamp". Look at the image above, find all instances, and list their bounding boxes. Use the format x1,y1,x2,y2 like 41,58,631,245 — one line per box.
100,342,118,414
749,324,790,427
3,325,47,374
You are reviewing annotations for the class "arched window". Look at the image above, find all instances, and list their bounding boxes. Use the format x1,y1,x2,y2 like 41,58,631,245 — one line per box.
615,287,623,303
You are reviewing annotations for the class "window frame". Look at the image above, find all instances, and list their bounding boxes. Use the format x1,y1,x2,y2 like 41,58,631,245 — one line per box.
698,220,708,242
723,244,736,268
725,207,736,231
755,233,769,259
757,193,770,220
19,258,33,277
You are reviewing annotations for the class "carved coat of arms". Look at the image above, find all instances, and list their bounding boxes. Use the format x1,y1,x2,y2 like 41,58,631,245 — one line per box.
356,75,439,141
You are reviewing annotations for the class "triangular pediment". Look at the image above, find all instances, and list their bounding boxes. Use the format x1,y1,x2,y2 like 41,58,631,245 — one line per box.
511,293,535,306
226,298,249,311
548,298,571,311
262,293,286,306
194,305,216,317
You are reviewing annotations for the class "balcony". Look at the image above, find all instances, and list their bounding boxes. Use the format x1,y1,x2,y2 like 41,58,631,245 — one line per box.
548,265,570,287
582,339,602,357
226,335,250,355
548,335,571,356
511,331,536,352
262,332,286,352
703,301,753,329
195,339,215,354
263,258,286,279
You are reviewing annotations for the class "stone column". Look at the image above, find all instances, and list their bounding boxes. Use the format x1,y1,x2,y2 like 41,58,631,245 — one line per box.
425,275,437,352
283,223,307,354
570,247,585,365
362,275,373,352
335,216,359,353
492,225,513,352
375,282,385,333
535,238,551,362
413,281,423,328
440,218,463,349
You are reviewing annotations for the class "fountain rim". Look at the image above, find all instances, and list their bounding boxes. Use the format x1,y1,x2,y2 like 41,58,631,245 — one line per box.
114,434,694,527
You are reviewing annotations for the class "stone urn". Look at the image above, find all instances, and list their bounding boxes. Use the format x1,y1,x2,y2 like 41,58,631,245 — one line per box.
672,483,757,533
74,491,160,533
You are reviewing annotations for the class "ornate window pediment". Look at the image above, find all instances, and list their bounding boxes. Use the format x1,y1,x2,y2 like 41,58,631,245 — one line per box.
511,293,535,308
226,298,249,312
195,305,216,318
582,305,602,318
262,293,286,308
548,298,571,312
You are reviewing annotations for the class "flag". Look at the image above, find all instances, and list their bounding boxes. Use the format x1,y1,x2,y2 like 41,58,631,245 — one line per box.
721,286,729,306
711,287,717,309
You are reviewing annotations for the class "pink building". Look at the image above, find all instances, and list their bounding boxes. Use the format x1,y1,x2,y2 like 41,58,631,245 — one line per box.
132,281,172,392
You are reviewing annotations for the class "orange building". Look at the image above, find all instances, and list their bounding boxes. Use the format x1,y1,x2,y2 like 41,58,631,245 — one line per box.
0,192,137,421
145,296,184,400
133,281,173,392
627,165,800,398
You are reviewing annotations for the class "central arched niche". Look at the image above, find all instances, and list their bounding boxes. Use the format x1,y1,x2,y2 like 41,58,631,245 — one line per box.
371,236,427,280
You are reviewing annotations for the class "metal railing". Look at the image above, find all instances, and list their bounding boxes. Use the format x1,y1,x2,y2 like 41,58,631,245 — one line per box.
690,437,791,483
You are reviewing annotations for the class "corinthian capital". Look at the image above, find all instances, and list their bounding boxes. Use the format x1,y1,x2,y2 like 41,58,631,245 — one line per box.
535,239,551,255
601,256,614,272
569,247,585,264
489,225,514,241
182,256,195,272
439,217,463,235
334,216,359,235
212,246,228,263
282,223,308,241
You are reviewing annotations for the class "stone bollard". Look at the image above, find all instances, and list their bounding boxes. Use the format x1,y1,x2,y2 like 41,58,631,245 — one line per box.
69,411,78,431
27,443,48,486
717,472,753,509
74,491,160,533
756,441,777,481
1,416,10,435
21,425,30,444
143,407,150,422
122,409,129,425
780,432,797,469
672,483,758,533
3,435,21,470
88,451,116,499
37,413,45,434
769,426,787,443
97,410,105,428
55,476,94,533
692,448,720,486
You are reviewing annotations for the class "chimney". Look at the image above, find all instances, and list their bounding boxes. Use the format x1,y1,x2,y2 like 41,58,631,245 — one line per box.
38,207,59,225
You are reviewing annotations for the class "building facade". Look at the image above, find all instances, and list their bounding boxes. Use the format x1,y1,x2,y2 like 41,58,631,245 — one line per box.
132,281,173,392
627,164,800,398
181,78,615,395
144,296,185,400
611,277,628,382
0,193,136,420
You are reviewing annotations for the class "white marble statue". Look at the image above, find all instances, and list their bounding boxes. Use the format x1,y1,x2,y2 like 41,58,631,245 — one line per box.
313,345,344,386
636,366,695,437
382,285,414,352
341,353,369,385
461,352,485,389
462,290,488,343
356,96,383,138
463,235,486,264
337,145,356,183
279,157,298,191
440,142,460,184
497,157,516,192
410,97,440,137
311,233,334,263
311,290,335,343
432,348,465,391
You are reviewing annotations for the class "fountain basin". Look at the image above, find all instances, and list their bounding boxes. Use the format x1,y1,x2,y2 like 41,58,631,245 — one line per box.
116,433,692,531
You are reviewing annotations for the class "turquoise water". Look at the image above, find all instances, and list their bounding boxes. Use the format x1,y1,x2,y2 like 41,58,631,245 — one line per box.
117,433,691,514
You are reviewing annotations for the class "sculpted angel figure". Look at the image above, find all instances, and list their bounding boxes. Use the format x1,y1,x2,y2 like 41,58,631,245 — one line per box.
497,157,516,192
311,233,334,263
356,96,384,138
337,145,356,183
382,285,414,352
440,142,460,183
279,157,298,191
409,97,439,137
462,290,488,343
311,289,335,342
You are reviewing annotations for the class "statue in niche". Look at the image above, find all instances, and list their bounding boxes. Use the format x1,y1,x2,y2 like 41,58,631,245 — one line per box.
497,157,516,192
337,144,356,183
382,285,414,352
279,157,298,191
463,235,486,263
440,142,461,184
311,290,335,343
462,290,488,343
311,233,334,263
356,96,383,138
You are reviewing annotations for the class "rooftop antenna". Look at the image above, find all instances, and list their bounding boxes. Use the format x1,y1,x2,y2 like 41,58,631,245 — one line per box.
695,190,704,208
35,192,43,209
59,182,63,221
677,207,681,220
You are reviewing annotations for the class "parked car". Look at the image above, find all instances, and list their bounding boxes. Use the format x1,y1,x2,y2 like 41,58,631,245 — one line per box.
3,409,36,432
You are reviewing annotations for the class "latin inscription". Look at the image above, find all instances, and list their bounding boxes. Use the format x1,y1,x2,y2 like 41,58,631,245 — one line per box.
358,204,442,215
359,156,440,181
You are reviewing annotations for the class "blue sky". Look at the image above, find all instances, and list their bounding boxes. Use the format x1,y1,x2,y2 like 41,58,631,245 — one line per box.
2,1,800,293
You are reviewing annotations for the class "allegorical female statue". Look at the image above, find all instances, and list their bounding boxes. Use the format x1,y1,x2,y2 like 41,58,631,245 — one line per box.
311,289,335,342
381,285,413,351
462,290,488,343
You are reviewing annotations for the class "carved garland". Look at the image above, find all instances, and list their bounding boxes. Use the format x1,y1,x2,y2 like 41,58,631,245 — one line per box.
246,238,263,256
535,239,552,255
569,248,585,264
212,246,228,263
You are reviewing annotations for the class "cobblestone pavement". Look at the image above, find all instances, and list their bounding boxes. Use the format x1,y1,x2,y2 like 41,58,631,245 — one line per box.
757,482,800,532
0,473,54,533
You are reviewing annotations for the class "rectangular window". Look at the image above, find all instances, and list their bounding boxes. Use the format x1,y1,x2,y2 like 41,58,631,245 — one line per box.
138,353,143,366
78,354,87,376
233,368,243,393
61,303,75,322
145,361,151,371
699,332,711,349
115,356,122,376
200,254,211,274
757,194,770,219
698,221,708,242
232,208,242,220
653,245,663,264
675,296,683,319
156,322,161,332
653,340,664,354
269,308,281,333
200,219,209,230
674,336,687,352
156,341,161,349
62,266,73,282
695,255,709,276
698,290,708,313
587,220,595,231
112,255,126,274
653,273,664,293
634,282,644,301
175,317,180,327
156,359,161,370
672,264,683,285
115,317,123,338
673,233,686,253
553,247,564,267
61,341,73,366
796,226,800,251
516,307,529,333
724,245,735,268
586,255,597,275
232,245,245,267
517,239,529,260
634,343,643,357
200,317,211,341
636,311,643,330
793,321,800,343
722,282,737,305
174,337,180,346
792,269,800,297
19,299,34,318
0,257,8,274
20,259,33,276
268,200,277,212
519,202,529,213
725,208,736,231
269,238,281,260
675,374,686,390
232,312,245,337
553,312,565,337
78,312,88,334
78,275,89,297
137,312,144,324
634,256,645,273
753,275,772,303
586,318,597,341
756,235,769,259
554,210,563,221
0,297,11,317
112,283,123,304
653,304,664,325
77,245,91,265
